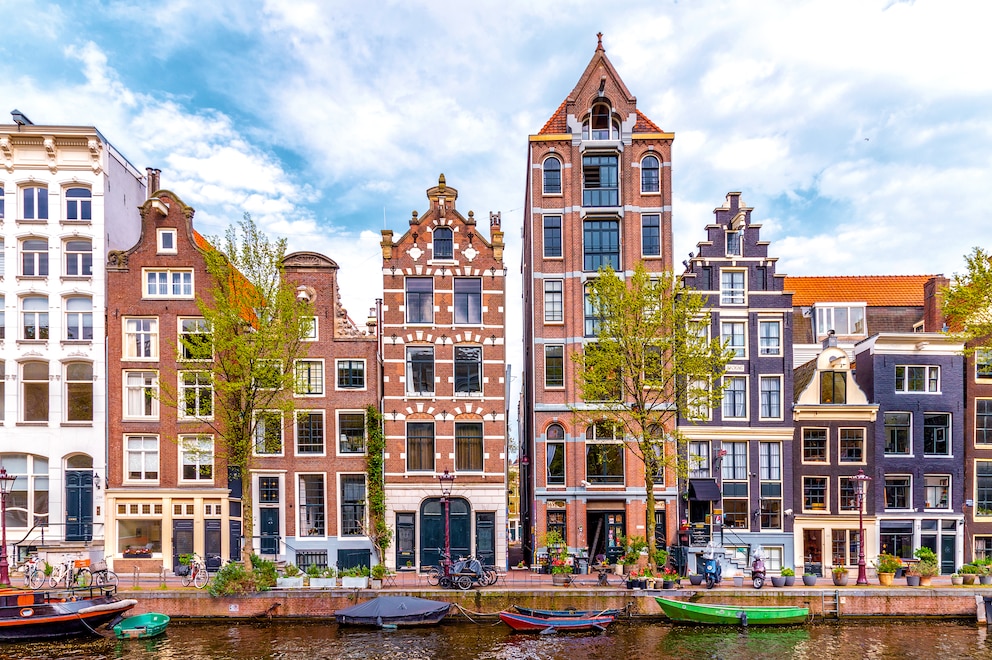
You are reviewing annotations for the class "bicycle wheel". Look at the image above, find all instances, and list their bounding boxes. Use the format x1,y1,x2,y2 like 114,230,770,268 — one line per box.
96,570,119,588
50,567,64,588
193,567,209,589
76,568,92,588
426,567,442,586
29,569,47,589
482,568,498,586
455,574,473,590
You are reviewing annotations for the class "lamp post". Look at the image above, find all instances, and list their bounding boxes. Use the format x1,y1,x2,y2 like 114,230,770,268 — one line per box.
852,468,873,586
0,467,17,585
438,469,455,579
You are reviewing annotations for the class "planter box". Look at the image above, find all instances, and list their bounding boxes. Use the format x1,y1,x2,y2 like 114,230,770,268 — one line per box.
342,576,369,589
276,577,305,589
309,578,336,588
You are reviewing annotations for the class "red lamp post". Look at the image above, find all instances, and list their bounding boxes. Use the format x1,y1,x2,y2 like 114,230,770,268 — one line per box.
438,469,456,579
0,467,18,585
852,468,873,586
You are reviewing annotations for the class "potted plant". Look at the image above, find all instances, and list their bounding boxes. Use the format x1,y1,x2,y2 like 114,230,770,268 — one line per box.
174,554,192,577
371,563,388,588
979,560,992,585
689,573,704,586
660,567,679,589
904,565,921,587
276,563,304,588
341,565,370,589
309,564,336,588
914,547,939,586
960,564,981,585
771,570,787,588
874,553,902,586
802,571,817,587
551,558,572,586
781,567,796,586
831,566,849,586
951,572,964,586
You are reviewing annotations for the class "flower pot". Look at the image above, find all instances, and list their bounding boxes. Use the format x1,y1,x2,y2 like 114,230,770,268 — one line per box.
371,579,383,589
878,572,895,586
906,575,920,586
276,577,304,589
309,577,336,588
963,574,976,585
733,576,744,588
951,575,964,586
342,576,369,589
832,573,849,586
784,576,795,586
980,575,992,585
552,573,571,586
918,575,932,587
771,576,787,587
802,575,817,587
662,580,674,590
689,575,704,586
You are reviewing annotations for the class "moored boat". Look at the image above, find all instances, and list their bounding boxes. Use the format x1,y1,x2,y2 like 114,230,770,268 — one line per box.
655,597,809,626
0,587,137,641
114,612,171,639
334,596,451,627
499,610,614,633
512,605,622,618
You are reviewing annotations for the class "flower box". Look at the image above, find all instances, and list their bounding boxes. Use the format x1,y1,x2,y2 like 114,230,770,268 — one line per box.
309,577,336,588
276,576,304,589
342,576,369,589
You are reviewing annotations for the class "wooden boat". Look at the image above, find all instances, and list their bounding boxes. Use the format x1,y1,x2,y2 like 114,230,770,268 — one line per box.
334,596,451,627
655,597,809,626
512,605,622,618
0,587,137,641
113,612,171,639
499,610,614,633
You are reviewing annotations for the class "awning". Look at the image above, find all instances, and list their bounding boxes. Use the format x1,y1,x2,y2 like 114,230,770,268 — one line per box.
689,479,721,501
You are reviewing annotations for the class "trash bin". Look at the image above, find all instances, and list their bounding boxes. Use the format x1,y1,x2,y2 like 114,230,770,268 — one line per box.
578,558,588,575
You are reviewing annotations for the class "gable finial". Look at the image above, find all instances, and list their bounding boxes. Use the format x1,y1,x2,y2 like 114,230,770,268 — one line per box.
597,32,604,51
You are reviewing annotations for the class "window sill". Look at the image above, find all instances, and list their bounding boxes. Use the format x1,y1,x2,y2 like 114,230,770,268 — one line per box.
61,340,93,346
60,219,92,226
61,422,93,427
61,276,92,282
16,218,49,225
16,339,49,345
16,276,49,283
122,418,160,423
16,421,50,426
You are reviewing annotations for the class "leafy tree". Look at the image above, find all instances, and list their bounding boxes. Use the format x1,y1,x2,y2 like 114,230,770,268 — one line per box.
573,263,733,570
943,246,992,347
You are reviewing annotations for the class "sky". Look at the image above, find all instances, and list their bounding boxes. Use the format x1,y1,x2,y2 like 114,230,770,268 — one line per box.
4,0,989,445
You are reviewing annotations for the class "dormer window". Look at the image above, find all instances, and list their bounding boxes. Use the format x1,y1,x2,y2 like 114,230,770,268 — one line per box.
726,230,741,256
814,305,866,337
583,102,620,140
433,227,453,260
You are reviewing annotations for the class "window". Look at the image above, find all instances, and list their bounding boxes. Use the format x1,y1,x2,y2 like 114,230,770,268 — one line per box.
547,432,565,486
299,474,325,536
720,270,745,304
815,305,866,336
453,278,482,324
454,345,482,395
547,508,566,541
722,441,748,481
820,371,846,403
978,461,992,516
336,360,365,389
721,321,745,358
832,529,861,566
722,376,747,419
895,365,940,393
759,442,782,529
157,228,177,253
64,297,92,341
582,154,619,206
884,476,911,509
543,216,562,258
543,157,562,195
642,214,660,256
432,226,453,259
21,361,49,422
803,428,827,462
759,376,781,419
254,360,283,390
924,475,949,509
803,477,827,511
21,239,48,276
179,371,213,419
300,316,317,341
405,277,433,323
583,219,619,270
22,185,48,220
124,318,158,359
21,296,49,340
456,422,484,472
64,239,92,276
583,103,619,140
0,454,49,528
884,412,911,454
977,349,992,379
839,429,864,462
180,435,213,481
544,280,563,322
338,412,365,453
641,155,660,193
583,284,602,337
179,318,211,360
65,362,93,422
124,371,158,419
294,360,324,396
144,269,193,298
406,422,434,471
923,413,950,455
726,230,741,256
126,435,159,481
689,441,710,478
406,346,434,395
254,411,283,454
341,475,367,536
545,345,564,388
839,478,860,511
65,187,91,220
586,443,624,485
259,476,279,503
296,411,325,454
759,320,781,356
978,399,992,446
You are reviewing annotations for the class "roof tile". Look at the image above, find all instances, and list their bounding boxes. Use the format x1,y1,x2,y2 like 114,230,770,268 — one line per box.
784,275,935,307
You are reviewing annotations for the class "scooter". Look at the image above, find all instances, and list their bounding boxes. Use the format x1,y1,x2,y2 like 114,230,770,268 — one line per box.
702,555,722,589
751,551,767,589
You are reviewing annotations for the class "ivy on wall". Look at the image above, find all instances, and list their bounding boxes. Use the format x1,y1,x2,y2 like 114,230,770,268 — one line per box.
365,405,391,564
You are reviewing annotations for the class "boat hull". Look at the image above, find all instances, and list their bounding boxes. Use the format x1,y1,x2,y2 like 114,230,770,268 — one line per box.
499,611,614,632
0,589,137,641
334,596,451,627
655,597,809,626
512,606,621,618
114,612,171,639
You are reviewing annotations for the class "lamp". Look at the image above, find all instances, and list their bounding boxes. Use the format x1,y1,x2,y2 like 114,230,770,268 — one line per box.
852,468,873,585
0,467,17,585
438,469,456,580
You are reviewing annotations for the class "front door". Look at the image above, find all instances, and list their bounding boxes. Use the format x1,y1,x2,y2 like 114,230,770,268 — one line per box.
65,470,93,541
260,508,280,556
941,534,956,575
803,529,823,576
475,512,496,567
420,497,470,569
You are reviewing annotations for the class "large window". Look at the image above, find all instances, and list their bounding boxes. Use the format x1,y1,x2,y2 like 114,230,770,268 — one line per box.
299,474,325,536
547,428,565,486
720,270,745,304
254,411,283,455
453,278,481,324
543,216,562,258
296,411,325,454
432,227,453,259
543,157,562,195
722,441,748,481
21,296,49,340
759,320,781,356
689,441,710,478
583,219,619,271
803,428,828,462
406,422,434,472
179,371,213,419
405,277,433,323
341,475,367,536
64,297,92,341
21,362,49,422
583,102,619,140
723,442,749,527
884,476,911,509
294,360,324,396
815,305,866,336
642,214,660,256
895,365,940,393
64,239,92,276
803,477,828,511
760,376,781,419
65,362,93,422
977,349,992,380
544,280,563,323
22,185,48,220
545,345,564,388
65,187,91,220
839,428,864,462
124,318,158,359
759,442,782,529
923,413,950,455
584,284,602,337
336,360,365,389
455,422,484,472
126,435,159,481
820,371,846,403
722,321,746,358
406,346,434,395
179,318,211,360
0,455,49,528
144,269,193,298
924,475,949,509
338,412,365,454
585,443,624,485
884,412,911,455
726,230,741,256
641,155,660,193
722,376,747,419
124,371,158,419
978,399,992,446
977,461,992,516
180,435,213,481
454,345,482,395
839,478,859,511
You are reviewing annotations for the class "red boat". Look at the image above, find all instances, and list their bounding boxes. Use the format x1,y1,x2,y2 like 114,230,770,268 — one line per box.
499,610,614,633
0,587,136,641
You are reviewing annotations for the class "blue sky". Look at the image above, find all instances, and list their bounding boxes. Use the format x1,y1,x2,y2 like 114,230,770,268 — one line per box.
4,0,989,441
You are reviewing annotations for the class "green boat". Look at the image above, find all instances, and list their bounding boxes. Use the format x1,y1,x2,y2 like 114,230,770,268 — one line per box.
113,612,171,639
655,597,809,626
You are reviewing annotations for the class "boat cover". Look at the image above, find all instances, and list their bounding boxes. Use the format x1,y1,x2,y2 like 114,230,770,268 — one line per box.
334,596,451,625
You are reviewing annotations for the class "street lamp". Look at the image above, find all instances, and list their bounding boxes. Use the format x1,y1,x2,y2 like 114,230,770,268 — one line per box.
0,467,17,585
852,468,873,586
438,469,456,579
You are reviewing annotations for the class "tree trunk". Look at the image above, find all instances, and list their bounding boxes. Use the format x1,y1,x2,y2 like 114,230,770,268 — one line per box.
643,447,658,572
241,476,254,571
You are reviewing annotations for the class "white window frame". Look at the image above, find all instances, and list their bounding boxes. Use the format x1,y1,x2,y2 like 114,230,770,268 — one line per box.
802,476,829,513
143,268,194,299
721,320,747,359
125,434,160,483
689,441,710,478
542,156,563,196
335,358,367,391
722,376,748,420
337,410,367,456
759,375,783,420
178,370,214,420
21,185,48,220
884,474,913,510
123,317,159,360
294,359,325,397
179,434,214,483
924,474,950,510
758,319,782,356
253,411,285,456
814,304,866,337
295,409,326,456
895,365,941,393
640,154,660,194
544,279,563,323
301,316,318,341
123,370,159,420
339,472,368,538
20,238,48,277
298,473,327,538
64,238,92,277
64,361,94,423
720,269,746,305
64,186,91,221
156,228,177,254
178,317,212,361
64,296,93,341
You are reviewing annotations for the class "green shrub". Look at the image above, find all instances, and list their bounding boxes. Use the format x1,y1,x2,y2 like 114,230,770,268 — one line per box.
780,567,795,577
208,555,277,596
306,563,321,577
371,564,388,580
283,563,301,577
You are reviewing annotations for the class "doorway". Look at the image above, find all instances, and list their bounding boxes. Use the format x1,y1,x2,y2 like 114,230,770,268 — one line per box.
419,497,470,569
65,470,94,542
803,528,823,576
586,511,625,563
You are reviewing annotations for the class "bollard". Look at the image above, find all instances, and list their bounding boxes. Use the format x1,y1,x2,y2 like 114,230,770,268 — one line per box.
133,566,139,589
160,567,167,588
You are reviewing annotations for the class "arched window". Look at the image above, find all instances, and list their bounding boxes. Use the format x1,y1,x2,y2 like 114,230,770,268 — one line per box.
22,296,49,340
542,157,562,195
65,239,93,276
21,238,48,276
22,361,50,422
583,102,619,140
433,227,453,259
22,185,48,220
65,361,94,422
546,423,565,440
65,187,92,221
641,155,660,193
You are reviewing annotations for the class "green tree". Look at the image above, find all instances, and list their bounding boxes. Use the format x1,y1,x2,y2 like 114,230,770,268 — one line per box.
573,263,734,570
943,246,992,347
364,405,392,566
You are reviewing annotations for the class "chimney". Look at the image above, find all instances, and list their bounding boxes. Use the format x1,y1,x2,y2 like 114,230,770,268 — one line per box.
923,275,950,332
146,168,161,197
822,329,837,349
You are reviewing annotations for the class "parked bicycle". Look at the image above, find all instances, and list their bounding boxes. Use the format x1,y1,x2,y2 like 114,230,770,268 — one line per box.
425,549,496,590
181,553,210,589
49,558,93,589
89,558,119,589
21,555,48,589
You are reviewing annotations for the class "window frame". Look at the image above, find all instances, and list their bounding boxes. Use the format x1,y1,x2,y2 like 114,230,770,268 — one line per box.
641,213,661,257
20,296,49,340
923,412,951,456
839,428,865,463
640,154,660,194
156,228,177,254
125,434,160,483
802,476,828,513
293,359,325,397
432,226,453,260
721,320,746,359
977,398,992,446
123,317,159,360
759,375,782,420
404,277,434,324
405,345,435,396
884,475,912,510
64,296,93,341
454,344,483,396
722,376,748,420
21,238,49,277
64,361,93,423
143,268,194,299
298,473,326,537
544,279,563,323
123,370,159,420
582,218,620,271
340,474,367,538
814,304,866,337
178,370,214,420
720,269,746,305
21,361,49,422
64,238,92,277
543,215,562,258
455,421,484,472
296,410,326,456
802,428,828,463
453,277,482,325
179,434,214,483
337,410,366,455
977,349,992,380
924,474,950,510
545,344,565,389
335,359,366,390
178,317,212,361
895,365,941,393
542,156,562,195
546,433,566,486
406,421,435,472
64,186,92,221
884,412,912,455
21,185,48,220
758,320,782,356
253,410,285,456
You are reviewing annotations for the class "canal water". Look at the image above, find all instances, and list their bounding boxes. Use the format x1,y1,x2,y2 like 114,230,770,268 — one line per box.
4,619,992,659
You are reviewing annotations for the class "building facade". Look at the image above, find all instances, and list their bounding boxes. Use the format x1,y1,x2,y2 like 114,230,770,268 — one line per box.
520,37,675,564
379,176,508,571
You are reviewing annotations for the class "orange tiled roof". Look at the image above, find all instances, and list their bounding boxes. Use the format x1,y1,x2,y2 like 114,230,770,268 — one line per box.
537,103,664,135
784,275,936,307
634,110,662,133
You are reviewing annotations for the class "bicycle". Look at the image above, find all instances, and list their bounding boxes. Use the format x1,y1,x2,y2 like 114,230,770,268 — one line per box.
49,558,92,589
89,559,119,589
181,553,210,589
21,555,48,589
